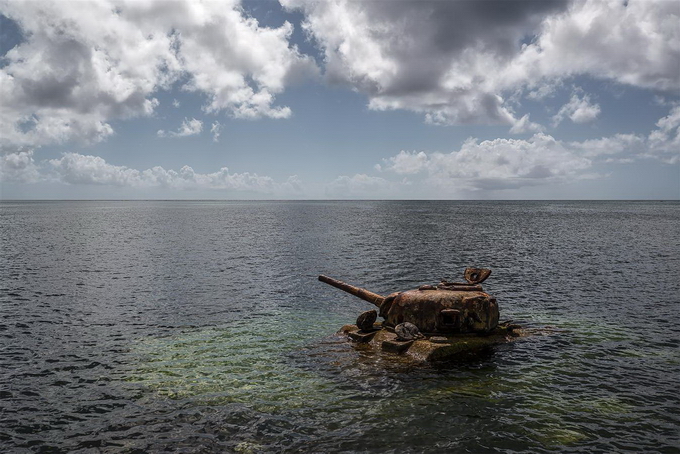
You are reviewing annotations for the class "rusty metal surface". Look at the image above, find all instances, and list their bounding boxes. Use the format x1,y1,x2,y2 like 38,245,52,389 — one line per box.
356,310,377,331
435,282,484,291
318,275,384,307
319,268,500,335
464,267,492,284
379,289,499,334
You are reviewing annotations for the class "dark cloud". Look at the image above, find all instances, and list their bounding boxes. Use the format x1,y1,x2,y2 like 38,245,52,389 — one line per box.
328,0,569,98
387,0,568,55
16,39,91,109
286,0,678,128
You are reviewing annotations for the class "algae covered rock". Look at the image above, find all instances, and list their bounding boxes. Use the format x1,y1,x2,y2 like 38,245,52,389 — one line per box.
338,323,521,363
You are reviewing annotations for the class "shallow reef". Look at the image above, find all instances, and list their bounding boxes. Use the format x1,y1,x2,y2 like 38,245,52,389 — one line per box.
338,321,525,363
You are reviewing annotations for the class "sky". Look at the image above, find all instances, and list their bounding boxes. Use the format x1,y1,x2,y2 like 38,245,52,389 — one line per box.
0,0,678,200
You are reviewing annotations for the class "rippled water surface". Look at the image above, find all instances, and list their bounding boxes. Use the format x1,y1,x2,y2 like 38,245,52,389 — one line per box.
1,201,679,453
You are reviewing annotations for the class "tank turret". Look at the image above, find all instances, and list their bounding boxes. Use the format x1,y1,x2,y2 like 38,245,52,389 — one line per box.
318,268,499,336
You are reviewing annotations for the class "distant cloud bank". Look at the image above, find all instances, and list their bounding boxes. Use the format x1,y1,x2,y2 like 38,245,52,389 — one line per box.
2,105,677,197
0,151,303,196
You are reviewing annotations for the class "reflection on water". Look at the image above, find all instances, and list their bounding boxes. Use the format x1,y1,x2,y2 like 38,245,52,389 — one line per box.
1,201,679,452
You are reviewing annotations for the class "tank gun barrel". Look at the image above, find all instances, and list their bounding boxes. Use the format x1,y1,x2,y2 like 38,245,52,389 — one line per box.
318,275,385,307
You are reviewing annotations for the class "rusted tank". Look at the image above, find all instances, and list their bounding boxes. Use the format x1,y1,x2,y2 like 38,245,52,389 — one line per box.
319,267,499,335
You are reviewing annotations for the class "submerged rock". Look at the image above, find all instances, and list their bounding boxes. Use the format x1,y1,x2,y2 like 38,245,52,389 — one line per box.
339,322,524,362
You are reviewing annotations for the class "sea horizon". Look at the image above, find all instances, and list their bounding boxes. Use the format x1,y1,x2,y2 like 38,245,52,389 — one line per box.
2,198,679,202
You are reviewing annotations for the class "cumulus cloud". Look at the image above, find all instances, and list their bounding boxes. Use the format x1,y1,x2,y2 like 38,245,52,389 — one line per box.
514,0,680,92
0,1,173,152
570,134,645,163
175,1,317,120
381,134,591,191
527,81,561,100
645,105,680,164
42,152,296,194
553,93,601,126
0,0,317,152
283,0,679,128
376,105,680,192
2,0,675,154
567,105,679,163
0,149,41,183
283,0,567,127
279,174,305,196
325,174,393,198
157,118,203,138
380,151,429,175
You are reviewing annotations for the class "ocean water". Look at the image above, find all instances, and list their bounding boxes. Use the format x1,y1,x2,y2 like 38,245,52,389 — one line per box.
1,200,679,453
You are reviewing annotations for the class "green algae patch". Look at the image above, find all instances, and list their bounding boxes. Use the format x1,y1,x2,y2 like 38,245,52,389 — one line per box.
533,426,588,447
339,323,524,363
124,310,353,412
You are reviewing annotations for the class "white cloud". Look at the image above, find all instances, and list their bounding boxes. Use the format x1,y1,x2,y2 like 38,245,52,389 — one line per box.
646,105,680,164
382,134,592,191
570,134,645,162
157,118,203,138
175,1,317,119
568,106,679,163
45,152,293,193
553,93,601,126
2,0,675,155
376,105,680,192
514,0,680,92
0,150,41,183
283,0,678,128
279,175,305,196
527,81,561,100
210,121,222,143
0,1,174,152
325,174,393,198
509,114,545,134
381,151,429,175
49,153,144,186
0,0,317,152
